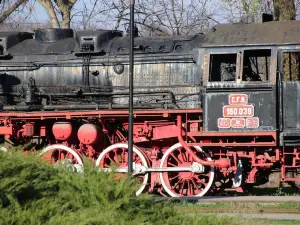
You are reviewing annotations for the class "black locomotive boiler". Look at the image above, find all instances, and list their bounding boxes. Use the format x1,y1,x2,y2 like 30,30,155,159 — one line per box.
0,28,203,111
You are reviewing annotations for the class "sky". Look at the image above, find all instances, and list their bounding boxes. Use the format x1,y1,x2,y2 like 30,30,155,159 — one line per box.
6,0,223,23
3,0,267,31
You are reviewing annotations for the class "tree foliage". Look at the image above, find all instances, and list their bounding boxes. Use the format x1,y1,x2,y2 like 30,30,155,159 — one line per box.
220,0,298,22
273,0,296,20
222,0,262,16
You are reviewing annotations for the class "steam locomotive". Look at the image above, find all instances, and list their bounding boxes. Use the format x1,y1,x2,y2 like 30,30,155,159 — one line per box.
1,18,300,197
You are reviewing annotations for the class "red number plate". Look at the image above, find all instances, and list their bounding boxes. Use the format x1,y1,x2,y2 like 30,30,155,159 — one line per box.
231,118,246,128
218,118,231,128
223,105,254,117
229,94,248,105
246,117,259,128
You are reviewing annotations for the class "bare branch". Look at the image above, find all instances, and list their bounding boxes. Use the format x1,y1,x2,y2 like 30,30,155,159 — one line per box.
0,0,28,24
37,0,60,28
54,0,78,28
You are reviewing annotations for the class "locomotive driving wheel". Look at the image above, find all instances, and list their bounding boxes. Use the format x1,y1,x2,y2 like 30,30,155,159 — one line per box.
95,143,149,196
159,143,214,197
39,144,84,173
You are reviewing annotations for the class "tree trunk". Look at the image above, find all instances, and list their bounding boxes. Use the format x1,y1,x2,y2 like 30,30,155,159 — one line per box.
273,0,296,21
55,0,77,29
61,10,71,28
38,0,60,28
0,0,28,24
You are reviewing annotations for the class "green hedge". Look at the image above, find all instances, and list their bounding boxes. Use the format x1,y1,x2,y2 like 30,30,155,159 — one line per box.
0,151,238,225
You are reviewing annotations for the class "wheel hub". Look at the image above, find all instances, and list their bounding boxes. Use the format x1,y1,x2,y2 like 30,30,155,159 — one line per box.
54,159,83,173
178,162,193,179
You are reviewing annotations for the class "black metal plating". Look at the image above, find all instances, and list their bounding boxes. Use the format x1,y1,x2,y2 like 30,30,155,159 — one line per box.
35,28,74,42
1,103,168,111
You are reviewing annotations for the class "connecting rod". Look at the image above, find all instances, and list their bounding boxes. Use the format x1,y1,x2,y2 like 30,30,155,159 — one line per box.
176,115,230,168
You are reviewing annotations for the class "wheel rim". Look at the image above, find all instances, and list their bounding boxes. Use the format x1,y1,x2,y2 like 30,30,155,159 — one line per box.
40,144,84,173
159,143,214,197
95,143,149,196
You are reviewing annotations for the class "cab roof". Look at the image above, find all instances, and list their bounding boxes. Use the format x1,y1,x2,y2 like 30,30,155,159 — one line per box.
203,20,300,47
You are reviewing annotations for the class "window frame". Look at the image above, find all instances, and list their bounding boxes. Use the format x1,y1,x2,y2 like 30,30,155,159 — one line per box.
240,49,272,83
203,47,276,86
204,50,241,85
208,53,238,82
279,49,300,82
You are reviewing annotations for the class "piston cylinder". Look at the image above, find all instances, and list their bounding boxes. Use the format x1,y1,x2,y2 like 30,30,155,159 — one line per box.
52,122,73,141
77,124,102,145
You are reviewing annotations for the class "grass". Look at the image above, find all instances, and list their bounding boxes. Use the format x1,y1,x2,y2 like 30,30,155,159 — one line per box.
249,187,300,196
210,187,300,197
176,202,300,225
176,199,300,215
0,150,242,225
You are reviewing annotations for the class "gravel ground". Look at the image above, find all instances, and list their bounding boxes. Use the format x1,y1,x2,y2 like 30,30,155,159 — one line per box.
176,196,300,203
216,213,300,221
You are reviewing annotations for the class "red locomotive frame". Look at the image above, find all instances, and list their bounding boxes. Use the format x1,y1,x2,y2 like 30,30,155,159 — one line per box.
0,108,283,197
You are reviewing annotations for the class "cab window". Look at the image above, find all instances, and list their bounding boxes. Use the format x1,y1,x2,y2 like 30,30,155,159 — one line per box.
242,49,271,82
282,52,300,81
209,53,237,82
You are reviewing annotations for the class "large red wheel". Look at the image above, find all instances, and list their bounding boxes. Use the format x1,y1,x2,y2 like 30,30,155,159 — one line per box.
159,143,214,197
39,144,84,173
95,143,149,196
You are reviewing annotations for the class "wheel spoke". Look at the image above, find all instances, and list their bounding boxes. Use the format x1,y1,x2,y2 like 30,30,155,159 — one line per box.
167,162,177,167
179,148,188,162
180,180,185,196
170,153,182,164
172,178,183,189
191,179,200,191
194,176,205,185
58,149,62,160
107,154,116,164
122,148,126,163
187,180,193,196
187,152,191,162
169,174,179,181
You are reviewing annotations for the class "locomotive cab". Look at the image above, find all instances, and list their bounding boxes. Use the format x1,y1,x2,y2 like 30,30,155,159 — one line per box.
201,22,278,133
200,21,300,184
